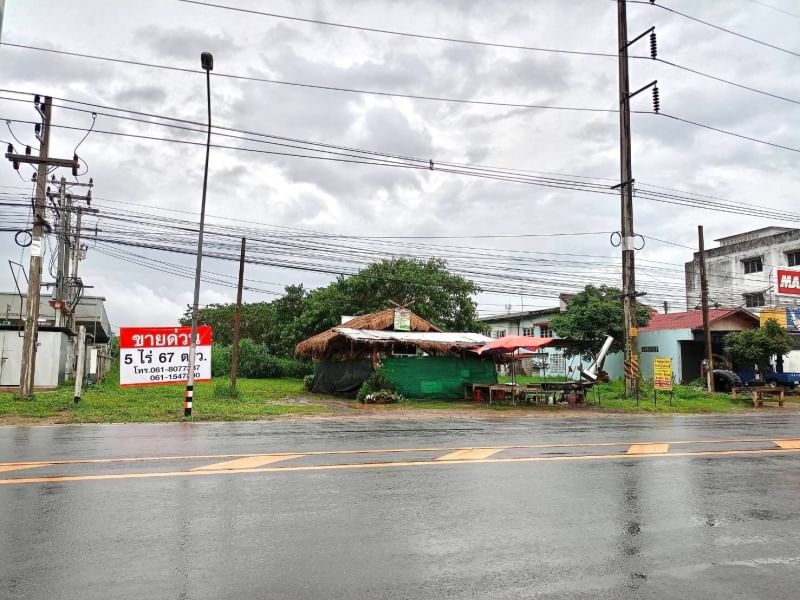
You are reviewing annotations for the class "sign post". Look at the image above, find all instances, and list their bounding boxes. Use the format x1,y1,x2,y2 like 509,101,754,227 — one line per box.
653,357,673,406
119,326,212,388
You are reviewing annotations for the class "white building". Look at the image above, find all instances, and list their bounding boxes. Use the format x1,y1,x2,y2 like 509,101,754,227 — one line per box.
685,226,800,310
684,227,800,372
477,297,584,379
0,292,111,388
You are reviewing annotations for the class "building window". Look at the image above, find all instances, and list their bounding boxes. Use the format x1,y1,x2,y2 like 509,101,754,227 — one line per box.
493,329,506,339
742,257,763,274
788,250,800,267
539,325,552,338
743,292,765,308
522,328,534,337
548,353,565,374
641,346,659,353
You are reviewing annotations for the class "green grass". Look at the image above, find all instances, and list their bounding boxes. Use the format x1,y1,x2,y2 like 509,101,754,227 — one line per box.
0,370,326,423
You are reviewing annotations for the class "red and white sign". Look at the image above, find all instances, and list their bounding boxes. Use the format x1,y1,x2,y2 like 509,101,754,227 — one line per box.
119,326,213,387
777,268,800,297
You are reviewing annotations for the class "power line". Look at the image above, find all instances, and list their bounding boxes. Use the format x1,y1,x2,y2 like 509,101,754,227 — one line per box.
176,0,619,58
633,0,800,59
747,0,800,19
0,43,622,114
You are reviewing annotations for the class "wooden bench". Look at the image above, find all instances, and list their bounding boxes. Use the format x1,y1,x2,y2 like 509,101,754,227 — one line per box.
750,386,785,408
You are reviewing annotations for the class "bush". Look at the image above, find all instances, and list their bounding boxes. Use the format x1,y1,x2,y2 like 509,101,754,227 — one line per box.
303,374,315,391
356,368,396,403
363,389,404,404
211,340,313,379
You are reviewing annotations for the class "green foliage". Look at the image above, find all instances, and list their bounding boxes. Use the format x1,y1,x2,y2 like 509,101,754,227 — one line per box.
212,340,313,379
549,285,651,361
362,390,405,404
183,259,486,361
724,318,795,376
356,367,396,403
298,258,485,336
303,374,315,391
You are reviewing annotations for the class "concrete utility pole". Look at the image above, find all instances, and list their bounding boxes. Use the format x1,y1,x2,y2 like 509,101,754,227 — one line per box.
230,237,246,391
698,226,715,392
617,0,638,397
74,325,86,403
185,51,214,418
18,97,51,399
51,177,71,328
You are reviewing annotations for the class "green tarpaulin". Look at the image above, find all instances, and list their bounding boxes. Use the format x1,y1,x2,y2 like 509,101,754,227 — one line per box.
382,356,497,399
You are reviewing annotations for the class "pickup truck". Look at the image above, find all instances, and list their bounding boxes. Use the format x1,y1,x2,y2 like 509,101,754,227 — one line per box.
736,370,800,388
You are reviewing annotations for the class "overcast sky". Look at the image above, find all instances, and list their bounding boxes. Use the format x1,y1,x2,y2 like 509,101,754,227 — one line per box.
1,0,799,329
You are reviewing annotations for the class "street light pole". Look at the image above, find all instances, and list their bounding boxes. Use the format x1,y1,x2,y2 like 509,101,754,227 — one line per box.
184,51,213,418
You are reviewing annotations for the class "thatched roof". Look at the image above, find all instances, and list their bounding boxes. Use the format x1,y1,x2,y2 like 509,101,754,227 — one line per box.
296,308,442,358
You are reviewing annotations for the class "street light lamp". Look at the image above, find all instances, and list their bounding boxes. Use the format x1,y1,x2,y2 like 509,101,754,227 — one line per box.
184,52,213,418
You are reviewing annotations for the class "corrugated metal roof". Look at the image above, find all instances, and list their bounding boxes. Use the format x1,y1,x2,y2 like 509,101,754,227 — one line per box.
640,308,757,332
333,328,491,345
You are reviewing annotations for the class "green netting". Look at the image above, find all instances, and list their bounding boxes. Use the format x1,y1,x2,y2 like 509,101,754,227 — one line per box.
382,356,497,399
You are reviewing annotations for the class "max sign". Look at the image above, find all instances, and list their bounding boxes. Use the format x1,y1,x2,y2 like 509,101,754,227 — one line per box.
119,326,213,387
777,268,800,296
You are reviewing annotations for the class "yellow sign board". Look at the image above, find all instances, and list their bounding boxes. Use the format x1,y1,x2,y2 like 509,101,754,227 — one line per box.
630,327,638,337
653,357,673,391
760,307,788,329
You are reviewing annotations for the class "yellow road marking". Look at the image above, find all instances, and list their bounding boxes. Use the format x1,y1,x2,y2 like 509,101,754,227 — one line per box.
775,440,800,450
3,446,800,486
436,448,503,461
0,463,51,474
627,443,669,455
192,454,303,471
1,437,791,470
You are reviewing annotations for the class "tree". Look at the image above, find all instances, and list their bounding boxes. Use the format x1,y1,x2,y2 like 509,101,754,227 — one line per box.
180,259,485,358
724,318,794,378
549,285,651,362
297,258,485,337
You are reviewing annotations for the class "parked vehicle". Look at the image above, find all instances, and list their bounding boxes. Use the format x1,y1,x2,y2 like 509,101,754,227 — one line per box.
736,369,800,388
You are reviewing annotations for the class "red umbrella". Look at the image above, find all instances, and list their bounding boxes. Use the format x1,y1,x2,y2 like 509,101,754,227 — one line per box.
477,335,553,355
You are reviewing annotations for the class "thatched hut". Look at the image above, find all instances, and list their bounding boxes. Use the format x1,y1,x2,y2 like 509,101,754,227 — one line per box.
295,308,495,398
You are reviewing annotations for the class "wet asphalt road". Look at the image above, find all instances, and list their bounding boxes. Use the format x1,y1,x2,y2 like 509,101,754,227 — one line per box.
2,414,800,599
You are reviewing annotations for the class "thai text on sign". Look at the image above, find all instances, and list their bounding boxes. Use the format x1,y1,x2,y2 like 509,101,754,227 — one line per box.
119,326,212,387
653,357,673,391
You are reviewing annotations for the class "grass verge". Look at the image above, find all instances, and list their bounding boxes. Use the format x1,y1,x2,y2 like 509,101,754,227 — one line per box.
0,373,327,423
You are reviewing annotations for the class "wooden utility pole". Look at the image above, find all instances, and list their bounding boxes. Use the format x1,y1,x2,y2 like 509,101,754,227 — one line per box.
5,96,83,397
698,225,714,392
617,0,638,397
18,97,52,398
230,237,246,390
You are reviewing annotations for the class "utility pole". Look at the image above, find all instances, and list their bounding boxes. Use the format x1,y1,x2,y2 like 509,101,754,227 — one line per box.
4,95,81,397
74,325,86,403
617,0,638,397
50,176,71,328
698,225,715,392
185,51,214,418
230,237,246,391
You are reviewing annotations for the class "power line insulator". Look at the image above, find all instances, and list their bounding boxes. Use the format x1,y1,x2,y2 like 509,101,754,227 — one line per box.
652,86,661,113
650,31,657,59
72,154,79,177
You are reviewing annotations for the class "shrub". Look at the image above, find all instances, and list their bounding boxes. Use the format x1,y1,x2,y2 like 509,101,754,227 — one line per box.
356,368,396,403
363,390,404,404
303,374,315,391
211,340,314,379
